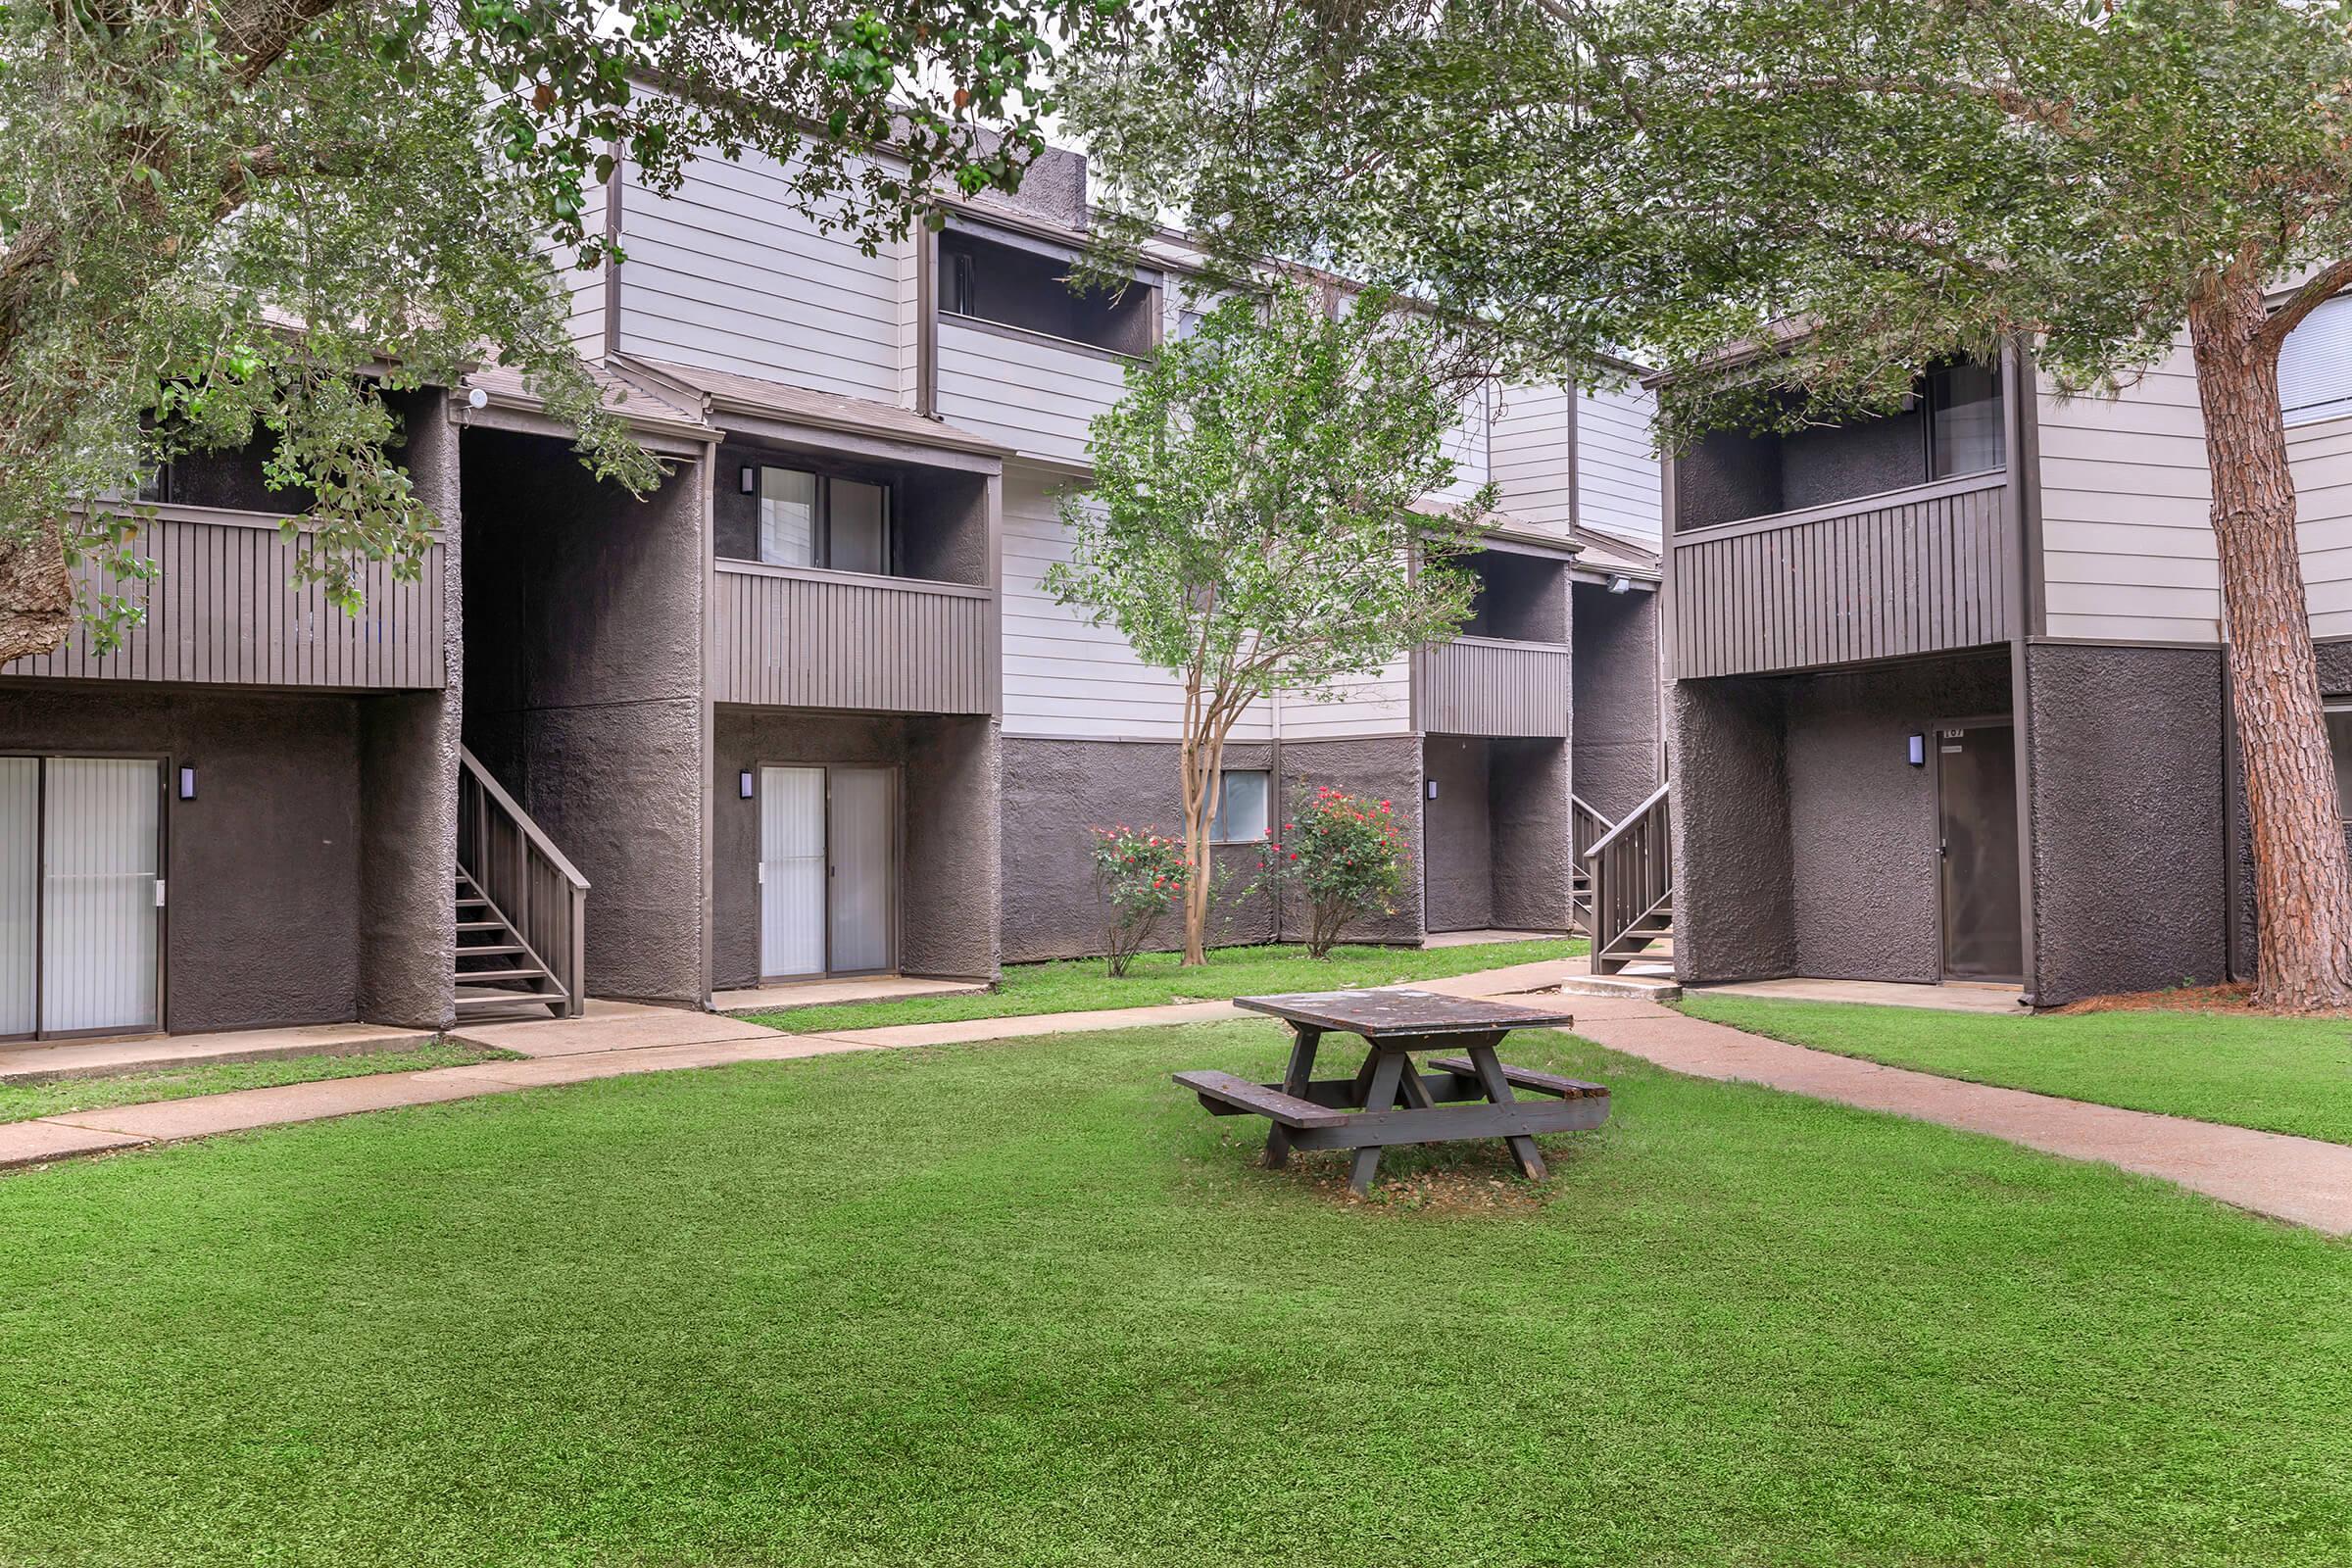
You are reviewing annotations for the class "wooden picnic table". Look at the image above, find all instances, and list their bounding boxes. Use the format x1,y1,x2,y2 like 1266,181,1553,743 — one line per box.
1174,989,1609,1197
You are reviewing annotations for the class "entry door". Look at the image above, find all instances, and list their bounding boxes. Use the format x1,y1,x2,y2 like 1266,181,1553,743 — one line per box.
0,757,162,1039
758,765,895,979
1936,724,2024,982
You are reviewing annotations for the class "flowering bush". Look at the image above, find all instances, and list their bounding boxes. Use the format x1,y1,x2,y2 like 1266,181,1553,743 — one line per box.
1263,785,1410,957
1088,824,1192,976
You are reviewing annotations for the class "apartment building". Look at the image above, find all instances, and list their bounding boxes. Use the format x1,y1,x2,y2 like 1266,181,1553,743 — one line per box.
0,137,1663,1041
1661,314,2352,1007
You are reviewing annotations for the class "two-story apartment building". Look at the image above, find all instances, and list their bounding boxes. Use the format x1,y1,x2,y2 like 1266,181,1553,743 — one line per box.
1662,310,2352,1007
0,135,1663,1041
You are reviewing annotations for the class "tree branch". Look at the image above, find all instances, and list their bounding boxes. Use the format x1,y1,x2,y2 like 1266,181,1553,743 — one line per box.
2256,259,2352,351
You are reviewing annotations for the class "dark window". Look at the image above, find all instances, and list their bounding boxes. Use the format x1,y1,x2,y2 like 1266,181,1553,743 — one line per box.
938,230,1157,356
751,465,894,574
1928,361,2005,478
2328,708,2352,821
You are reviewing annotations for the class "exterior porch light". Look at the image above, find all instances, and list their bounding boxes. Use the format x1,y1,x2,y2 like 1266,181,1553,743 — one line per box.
1606,574,1632,594
1907,734,1927,768
177,766,197,800
739,770,756,799
739,466,758,494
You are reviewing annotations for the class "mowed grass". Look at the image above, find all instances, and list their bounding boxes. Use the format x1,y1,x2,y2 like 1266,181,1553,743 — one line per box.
1680,995,2352,1146
0,1041,509,1125
745,936,1587,1034
2,1022,2349,1567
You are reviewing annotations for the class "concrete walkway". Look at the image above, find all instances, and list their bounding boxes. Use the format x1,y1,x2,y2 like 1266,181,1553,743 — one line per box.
1688,976,2029,1014
6,963,2351,1237
1545,994,2352,1236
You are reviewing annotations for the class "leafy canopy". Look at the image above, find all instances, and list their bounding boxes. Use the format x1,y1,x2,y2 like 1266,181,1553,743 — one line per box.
1044,281,1489,710
0,0,1112,652
1063,0,2352,435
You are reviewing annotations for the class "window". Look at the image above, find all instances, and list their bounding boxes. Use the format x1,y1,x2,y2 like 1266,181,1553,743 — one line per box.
2328,707,2352,821
937,229,1158,356
2281,293,2352,425
1208,770,1270,843
1928,361,2005,478
754,466,893,573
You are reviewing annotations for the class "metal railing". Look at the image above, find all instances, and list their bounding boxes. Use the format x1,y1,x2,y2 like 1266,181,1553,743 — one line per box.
457,746,589,1017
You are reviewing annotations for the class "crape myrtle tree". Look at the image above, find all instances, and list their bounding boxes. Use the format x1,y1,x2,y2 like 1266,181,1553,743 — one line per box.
1045,282,1489,965
0,0,1110,663
1066,0,2352,1009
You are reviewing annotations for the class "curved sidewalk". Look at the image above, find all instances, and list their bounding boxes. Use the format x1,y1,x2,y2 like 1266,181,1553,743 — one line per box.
4,963,2350,1236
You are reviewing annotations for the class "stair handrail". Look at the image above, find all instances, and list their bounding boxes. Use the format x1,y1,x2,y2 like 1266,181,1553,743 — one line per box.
1584,782,1673,976
458,746,589,1017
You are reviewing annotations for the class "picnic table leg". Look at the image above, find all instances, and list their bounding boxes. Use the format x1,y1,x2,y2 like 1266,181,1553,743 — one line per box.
1263,1026,1320,1169
1465,1040,1547,1181
1348,1051,1406,1197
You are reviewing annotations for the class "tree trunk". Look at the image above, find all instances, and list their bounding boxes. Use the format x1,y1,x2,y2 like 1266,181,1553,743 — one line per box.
0,516,74,667
2187,277,2352,1010
1179,723,1226,967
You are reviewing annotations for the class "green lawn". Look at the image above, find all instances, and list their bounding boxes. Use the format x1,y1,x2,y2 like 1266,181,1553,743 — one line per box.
1680,995,2352,1146
745,937,1587,1034
2,1022,2348,1566
0,1040,510,1125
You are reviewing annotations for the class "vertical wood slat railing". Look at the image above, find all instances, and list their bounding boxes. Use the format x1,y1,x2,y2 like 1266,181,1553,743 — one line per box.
457,746,589,1017
1585,783,1672,975
1569,796,1614,935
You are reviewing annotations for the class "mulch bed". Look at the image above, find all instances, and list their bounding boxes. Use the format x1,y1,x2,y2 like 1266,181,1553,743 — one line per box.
2052,981,2352,1018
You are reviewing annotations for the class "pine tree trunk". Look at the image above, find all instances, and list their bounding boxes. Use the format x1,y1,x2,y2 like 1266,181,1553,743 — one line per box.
0,516,73,666
2187,277,2352,1010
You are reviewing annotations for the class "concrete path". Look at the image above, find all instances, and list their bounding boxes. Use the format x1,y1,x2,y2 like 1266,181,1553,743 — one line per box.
0,1021,434,1085
7,965,2352,1237
1545,996,2352,1236
1688,976,2029,1015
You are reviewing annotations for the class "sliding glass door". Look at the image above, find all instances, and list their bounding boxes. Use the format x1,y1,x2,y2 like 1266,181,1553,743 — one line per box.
758,764,894,980
0,757,162,1039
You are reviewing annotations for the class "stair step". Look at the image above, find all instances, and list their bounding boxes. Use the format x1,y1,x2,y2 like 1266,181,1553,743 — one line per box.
457,943,527,957
457,920,505,934
456,965,549,986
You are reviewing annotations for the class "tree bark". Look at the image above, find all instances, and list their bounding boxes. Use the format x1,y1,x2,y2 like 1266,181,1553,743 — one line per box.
2187,274,2352,1010
0,517,75,667
1179,716,1226,967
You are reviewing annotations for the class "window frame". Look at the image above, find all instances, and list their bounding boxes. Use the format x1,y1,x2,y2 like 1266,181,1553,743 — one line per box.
1924,360,2007,482
1207,769,1273,845
751,463,897,576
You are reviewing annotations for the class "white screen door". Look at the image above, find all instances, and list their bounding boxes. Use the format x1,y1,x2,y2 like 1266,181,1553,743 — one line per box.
760,766,826,979
826,768,893,973
34,758,159,1035
0,759,35,1037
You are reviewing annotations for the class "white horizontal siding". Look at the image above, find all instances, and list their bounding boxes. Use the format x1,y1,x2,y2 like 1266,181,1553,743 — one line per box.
1425,387,1492,508
1000,465,1274,741
2035,342,2221,643
544,174,607,354
1276,660,1411,740
1490,382,1576,537
1577,383,1662,539
613,150,909,403
936,318,1128,468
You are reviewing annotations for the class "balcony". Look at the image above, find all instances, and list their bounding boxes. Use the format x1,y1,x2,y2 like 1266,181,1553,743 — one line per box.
1670,471,2012,679
710,562,993,714
934,315,1130,469
3,503,446,688
1417,636,1572,737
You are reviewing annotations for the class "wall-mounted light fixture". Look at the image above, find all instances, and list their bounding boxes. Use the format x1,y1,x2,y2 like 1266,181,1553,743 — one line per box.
739,770,756,799
1606,574,1633,595
1426,778,1440,801
178,765,198,801
1907,734,1927,768
739,466,758,495
466,386,489,412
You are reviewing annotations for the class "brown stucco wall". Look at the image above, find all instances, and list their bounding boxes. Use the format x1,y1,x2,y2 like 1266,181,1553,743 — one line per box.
1490,737,1575,932
1278,735,1427,947
2027,642,2232,1006
0,683,369,1033
1784,652,2011,983
461,429,710,1005
711,709,1002,988
1422,737,1494,931
1669,676,1797,983
1571,581,1661,822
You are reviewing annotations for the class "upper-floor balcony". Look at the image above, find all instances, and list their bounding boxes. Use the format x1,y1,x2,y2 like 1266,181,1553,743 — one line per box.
1416,544,1573,738
4,502,447,690
709,438,998,716
1667,359,2017,680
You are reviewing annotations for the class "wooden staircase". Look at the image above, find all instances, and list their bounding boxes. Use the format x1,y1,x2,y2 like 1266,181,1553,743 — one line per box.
1570,796,1608,936
1587,783,1673,976
456,747,589,1021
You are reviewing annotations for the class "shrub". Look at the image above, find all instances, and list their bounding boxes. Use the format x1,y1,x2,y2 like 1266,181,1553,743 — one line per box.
1265,786,1409,957
1088,825,1192,976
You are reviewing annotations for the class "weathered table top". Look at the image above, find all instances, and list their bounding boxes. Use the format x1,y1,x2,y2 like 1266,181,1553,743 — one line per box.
1232,988,1571,1040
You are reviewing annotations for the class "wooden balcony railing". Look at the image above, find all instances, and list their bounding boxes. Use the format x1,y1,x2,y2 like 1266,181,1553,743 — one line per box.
1670,472,2010,679
711,562,992,713
1416,635,1571,737
4,503,445,688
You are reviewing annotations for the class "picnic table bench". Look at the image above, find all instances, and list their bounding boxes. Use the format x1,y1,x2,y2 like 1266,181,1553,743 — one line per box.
1174,988,1609,1196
